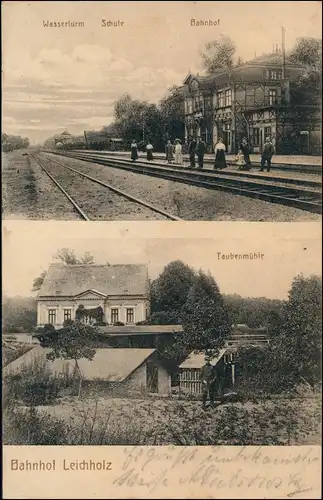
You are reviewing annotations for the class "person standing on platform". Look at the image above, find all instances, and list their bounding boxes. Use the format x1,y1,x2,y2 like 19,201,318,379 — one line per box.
214,138,227,169
146,141,154,161
260,137,275,172
174,139,183,165
196,137,207,169
240,137,252,170
130,139,138,162
165,140,174,164
188,136,197,169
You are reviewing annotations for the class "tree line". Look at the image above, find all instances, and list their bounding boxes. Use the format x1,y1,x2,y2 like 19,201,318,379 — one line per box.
3,252,321,393
2,133,30,152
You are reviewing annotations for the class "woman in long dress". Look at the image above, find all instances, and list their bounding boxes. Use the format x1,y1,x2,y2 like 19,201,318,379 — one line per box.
214,138,227,169
146,141,154,161
240,137,251,170
174,139,183,165
165,140,174,163
130,139,138,162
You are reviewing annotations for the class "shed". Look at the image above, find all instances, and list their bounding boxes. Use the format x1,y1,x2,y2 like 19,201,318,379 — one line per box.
4,347,172,395
179,349,234,394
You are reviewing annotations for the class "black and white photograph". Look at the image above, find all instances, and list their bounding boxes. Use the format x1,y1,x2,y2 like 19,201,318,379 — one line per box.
2,1,322,498
2,1,322,221
3,223,321,447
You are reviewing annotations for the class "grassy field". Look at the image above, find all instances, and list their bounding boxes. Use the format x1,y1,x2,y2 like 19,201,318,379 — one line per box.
4,392,321,446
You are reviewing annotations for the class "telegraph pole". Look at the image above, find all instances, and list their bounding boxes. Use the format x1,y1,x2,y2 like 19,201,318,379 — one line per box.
282,26,286,79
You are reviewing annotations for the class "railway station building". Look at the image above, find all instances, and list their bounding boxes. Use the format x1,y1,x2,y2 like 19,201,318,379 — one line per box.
182,52,321,155
36,263,150,329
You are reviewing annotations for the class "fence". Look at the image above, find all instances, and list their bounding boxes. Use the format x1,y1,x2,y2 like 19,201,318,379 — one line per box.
179,368,202,394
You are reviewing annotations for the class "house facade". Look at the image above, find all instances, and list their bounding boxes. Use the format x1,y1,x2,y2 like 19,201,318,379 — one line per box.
183,52,321,155
36,263,150,328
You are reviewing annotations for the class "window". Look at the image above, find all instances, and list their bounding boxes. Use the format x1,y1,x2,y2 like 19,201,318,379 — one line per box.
253,128,260,147
64,309,72,322
110,308,119,324
264,127,272,139
187,99,193,114
126,308,134,324
269,69,282,80
218,92,224,108
48,309,56,325
269,89,277,105
225,89,232,107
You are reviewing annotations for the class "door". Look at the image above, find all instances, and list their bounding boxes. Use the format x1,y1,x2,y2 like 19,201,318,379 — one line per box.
146,363,158,393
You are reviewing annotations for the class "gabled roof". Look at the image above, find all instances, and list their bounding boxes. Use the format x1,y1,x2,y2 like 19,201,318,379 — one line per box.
179,348,227,369
37,263,149,298
3,346,158,381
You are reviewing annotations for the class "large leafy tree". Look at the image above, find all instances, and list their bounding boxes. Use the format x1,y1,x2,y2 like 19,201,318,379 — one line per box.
288,37,322,70
159,85,185,143
238,274,322,393
279,274,322,386
180,270,231,357
200,35,236,74
46,321,96,397
113,94,164,150
2,133,30,152
150,260,196,322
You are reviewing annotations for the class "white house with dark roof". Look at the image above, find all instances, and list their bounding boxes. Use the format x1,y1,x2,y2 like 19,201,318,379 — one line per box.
36,263,150,328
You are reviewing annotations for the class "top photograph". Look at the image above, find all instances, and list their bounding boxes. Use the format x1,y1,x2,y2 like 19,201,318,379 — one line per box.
2,1,322,221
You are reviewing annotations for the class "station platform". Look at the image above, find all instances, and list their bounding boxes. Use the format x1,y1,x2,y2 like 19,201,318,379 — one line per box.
80,149,322,168
64,150,322,185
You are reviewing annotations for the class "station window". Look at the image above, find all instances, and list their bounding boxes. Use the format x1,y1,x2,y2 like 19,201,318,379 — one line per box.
269,70,282,80
48,309,56,325
269,89,277,105
111,308,119,324
126,308,134,324
253,128,261,147
225,89,232,107
218,92,224,108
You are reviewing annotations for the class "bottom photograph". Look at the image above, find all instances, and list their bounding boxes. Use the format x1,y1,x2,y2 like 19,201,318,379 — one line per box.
2,223,321,446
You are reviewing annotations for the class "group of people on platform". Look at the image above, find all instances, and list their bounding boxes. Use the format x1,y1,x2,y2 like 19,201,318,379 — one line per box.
130,136,275,172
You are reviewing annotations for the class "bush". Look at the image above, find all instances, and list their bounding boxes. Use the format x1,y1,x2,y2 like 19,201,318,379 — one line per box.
3,402,153,445
3,358,70,406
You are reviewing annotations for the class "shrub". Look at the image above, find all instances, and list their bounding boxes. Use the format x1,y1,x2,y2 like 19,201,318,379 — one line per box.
3,358,71,406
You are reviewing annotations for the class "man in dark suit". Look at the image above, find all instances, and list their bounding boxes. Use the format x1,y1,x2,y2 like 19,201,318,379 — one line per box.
188,137,197,169
200,357,218,409
196,138,207,169
260,137,275,172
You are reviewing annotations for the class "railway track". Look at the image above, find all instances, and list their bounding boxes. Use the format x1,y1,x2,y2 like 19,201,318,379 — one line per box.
57,149,322,174
46,150,322,214
32,154,182,221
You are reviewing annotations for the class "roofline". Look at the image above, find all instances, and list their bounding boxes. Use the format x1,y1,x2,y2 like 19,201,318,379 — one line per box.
36,294,149,300
184,62,312,87
122,349,157,381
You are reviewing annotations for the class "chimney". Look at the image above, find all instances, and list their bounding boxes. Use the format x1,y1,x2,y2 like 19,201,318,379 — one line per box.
281,27,286,79
276,44,279,53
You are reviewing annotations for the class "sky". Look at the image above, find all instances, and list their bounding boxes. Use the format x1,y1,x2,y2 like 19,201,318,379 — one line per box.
3,221,321,299
2,1,322,144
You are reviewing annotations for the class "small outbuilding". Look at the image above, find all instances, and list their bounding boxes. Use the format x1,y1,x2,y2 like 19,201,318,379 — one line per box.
179,349,236,395
4,346,172,395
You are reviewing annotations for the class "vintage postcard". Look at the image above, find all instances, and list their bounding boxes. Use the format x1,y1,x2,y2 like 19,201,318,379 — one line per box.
1,0,322,221
2,221,322,498
2,0,322,499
